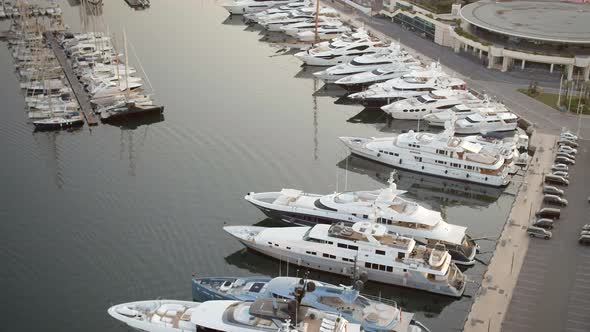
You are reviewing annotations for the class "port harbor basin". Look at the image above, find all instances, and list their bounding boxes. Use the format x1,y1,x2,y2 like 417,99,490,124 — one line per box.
1,1,526,332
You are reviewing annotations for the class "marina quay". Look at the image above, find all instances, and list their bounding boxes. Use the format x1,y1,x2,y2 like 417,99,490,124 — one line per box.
0,1,588,332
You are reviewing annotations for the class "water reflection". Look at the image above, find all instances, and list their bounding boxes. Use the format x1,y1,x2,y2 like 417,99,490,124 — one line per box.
102,112,164,130
221,15,247,26
336,154,503,208
224,249,457,316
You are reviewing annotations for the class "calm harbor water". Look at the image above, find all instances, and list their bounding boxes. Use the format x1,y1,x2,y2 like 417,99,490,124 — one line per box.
0,1,521,331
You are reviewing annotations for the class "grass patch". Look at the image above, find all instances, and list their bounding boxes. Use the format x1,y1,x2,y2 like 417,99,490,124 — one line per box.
518,88,590,115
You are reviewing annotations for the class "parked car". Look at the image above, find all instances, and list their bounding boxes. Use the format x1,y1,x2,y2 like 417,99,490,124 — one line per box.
533,218,554,230
558,139,578,148
535,207,561,219
556,152,576,160
583,224,590,231
545,174,569,186
543,194,568,206
551,163,569,172
551,171,569,179
527,226,552,239
557,146,577,155
543,185,565,196
555,156,575,165
560,132,578,141
580,235,590,245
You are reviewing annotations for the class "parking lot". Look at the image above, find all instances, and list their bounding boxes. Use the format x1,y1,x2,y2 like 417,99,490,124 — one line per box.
503,139,590,332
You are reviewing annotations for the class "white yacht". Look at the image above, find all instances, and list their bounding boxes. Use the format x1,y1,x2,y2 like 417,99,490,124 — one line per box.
294,39,386,66
454,111,518,135
348,66,467,106
382,89,482,120
280,18,344,37
244,175,478,265
296,26,352,42
223,0,296,15
347,64,467,107
339,124,511,186
422,101,506,127
109,298,357,332
244,1,310,22
260,8,338,31
313,45,415,83
334,62,423,92
225,222,466,297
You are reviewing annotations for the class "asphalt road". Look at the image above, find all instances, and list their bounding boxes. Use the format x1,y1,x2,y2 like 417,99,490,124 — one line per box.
329,1,590,138
503,139,590,332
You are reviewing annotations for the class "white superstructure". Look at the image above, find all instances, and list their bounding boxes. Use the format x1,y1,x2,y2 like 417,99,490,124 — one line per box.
244,175,477,265
422,101,506,127
339,124,511,186
454,111,518,134
225,222,466,297
222,0,295,15
347,63,467,106
382,89,482,120
108,299,358,332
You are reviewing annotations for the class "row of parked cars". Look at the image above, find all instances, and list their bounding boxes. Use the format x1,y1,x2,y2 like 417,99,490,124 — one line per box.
527,131,581,241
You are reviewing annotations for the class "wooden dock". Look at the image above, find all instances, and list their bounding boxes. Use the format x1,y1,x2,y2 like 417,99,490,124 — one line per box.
45,32,99,126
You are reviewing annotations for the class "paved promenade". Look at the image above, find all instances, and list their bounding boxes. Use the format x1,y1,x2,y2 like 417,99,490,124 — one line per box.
328,1,590,138
462,133,557,332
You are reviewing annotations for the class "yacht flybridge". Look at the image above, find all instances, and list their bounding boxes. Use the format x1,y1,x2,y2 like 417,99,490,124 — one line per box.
347,64,467,107
244,175,477,265
297,26,352,42
422,101,506,127
294,39,386,66
109,298,356,332
281,17,344,37
339,123,511,186
313,45,416,83
224,222,466,297
382,89,483,120
192,276,429,332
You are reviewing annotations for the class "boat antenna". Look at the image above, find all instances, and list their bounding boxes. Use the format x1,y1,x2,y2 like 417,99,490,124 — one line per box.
130,40,155,93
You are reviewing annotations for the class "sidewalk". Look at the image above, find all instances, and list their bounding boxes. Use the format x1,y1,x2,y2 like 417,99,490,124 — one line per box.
462,133,557,332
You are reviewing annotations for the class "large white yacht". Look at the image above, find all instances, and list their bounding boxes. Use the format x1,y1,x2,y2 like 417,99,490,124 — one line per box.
297,26,353,42
244,175,477,265
347,64,467,107
223,0,296,15
313,45,416,83
244,2,310,22
422,101,505,127
382,89,482,120
339,124,511,186
454,111,519,134
280,17,344,37
260,8,338,31
109,298,358,332
334,63,423,92
294,39,386,66
225,222,466,297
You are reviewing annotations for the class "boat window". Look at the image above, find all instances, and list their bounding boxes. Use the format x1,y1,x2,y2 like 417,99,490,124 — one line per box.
348,45,370,51
305,251,317,255
249,282,266,293
379,265,386,271
386,266,393,272
376,250,385,255
372,263,378,270
348,245,358,251
398,252,405,259
338,243,347,249
365,262,371,268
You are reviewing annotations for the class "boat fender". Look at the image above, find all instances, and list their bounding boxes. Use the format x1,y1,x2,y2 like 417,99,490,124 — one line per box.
466,174,469,178
445,170,448,174
377,153,381,157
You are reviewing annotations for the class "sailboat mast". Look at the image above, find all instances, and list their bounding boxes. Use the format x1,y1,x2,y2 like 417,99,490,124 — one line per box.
123,29,130,99
314,0,320,44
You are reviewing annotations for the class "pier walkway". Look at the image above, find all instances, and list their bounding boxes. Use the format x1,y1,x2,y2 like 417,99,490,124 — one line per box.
462,133,556,332
45,32,98,126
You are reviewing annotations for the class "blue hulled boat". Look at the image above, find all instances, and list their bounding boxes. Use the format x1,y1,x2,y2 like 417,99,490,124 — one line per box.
192,276,429,332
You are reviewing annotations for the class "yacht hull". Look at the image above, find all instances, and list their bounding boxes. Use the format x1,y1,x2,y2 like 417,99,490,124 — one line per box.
245,199,476,265
229,234,465,297
101,105,164,123
339,137,509,187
